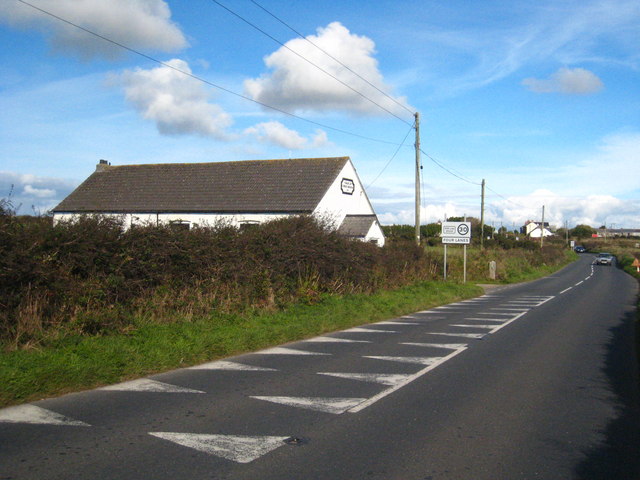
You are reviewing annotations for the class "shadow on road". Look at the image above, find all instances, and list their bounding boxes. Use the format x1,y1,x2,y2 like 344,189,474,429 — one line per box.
574,309,640,480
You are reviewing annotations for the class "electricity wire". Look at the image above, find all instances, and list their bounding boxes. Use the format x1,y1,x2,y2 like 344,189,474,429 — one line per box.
248,0,415,118
210,0,414,126
366,121,415,188
15,0,406,147
420,148,481,186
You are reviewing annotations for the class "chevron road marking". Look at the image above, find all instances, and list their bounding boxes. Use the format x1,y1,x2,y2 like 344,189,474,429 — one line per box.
250,396,366,414
99,379,205,393
0,404,90,426
149,432,290,464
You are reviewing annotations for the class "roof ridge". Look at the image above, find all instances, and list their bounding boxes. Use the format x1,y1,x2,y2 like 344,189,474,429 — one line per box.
104,157,350,169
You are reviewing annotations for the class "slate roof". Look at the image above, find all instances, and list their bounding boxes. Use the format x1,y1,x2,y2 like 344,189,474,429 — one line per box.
337,215,378,238
53,157,350,213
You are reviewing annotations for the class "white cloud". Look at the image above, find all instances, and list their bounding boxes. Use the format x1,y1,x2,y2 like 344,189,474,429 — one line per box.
0,0,187,60
244,22,412,117
484,188,640,230
118,59,233,139
0,171,77,214
522,67,604,94
244,121,330,150
23,184,55,198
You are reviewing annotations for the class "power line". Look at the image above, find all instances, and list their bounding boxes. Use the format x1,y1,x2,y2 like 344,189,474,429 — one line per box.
210,0,414,126
420,149,481,186
249,0,415,117
366,121,415,188
15,0,406,147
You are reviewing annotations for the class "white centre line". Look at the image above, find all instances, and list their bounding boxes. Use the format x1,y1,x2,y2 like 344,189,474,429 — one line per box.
559,287,573,294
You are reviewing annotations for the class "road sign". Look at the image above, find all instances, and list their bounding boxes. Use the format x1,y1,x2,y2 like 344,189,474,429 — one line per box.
441,221,471,244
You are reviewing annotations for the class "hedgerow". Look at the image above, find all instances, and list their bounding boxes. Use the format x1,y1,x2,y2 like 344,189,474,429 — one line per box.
0,211,439,349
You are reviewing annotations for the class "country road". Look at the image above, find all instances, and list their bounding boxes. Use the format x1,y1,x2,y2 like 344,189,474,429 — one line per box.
1,254,638,480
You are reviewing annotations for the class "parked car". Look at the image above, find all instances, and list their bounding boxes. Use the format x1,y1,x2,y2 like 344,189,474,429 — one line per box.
574,245,586,253
595,252,614,266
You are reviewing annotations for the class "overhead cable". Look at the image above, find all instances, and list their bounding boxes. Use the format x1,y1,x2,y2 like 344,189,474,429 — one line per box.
15,0,406,147
420,149,481,186
210,0,414,126
249,0,415,118
366,121,416,188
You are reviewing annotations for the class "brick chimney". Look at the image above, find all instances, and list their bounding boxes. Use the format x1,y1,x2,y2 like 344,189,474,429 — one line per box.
96,159,111,172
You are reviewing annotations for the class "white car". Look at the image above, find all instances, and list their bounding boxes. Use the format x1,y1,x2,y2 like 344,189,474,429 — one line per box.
595,253,614,266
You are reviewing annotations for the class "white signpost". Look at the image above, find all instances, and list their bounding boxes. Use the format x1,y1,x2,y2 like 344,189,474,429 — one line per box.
441,221,472,282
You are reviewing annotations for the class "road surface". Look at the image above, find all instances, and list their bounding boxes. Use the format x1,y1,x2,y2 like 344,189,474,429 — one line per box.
1,254,638,479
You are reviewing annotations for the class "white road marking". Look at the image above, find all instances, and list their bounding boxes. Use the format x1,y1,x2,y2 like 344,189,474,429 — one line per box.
100,379,205,393
0,405,90,426
489,307,530,311
343,327,397,333
250,396,366,414
302,336,370,343
470,312,514,316
149,432,289,464
450,324,498,329
486,311,528,334
559,287,573,294
535,296,555,306
318,372,413,386
349,347,467,413
374,321,420,325
255,347,330,355
463,317,506,322
429,332,486,339
188,361,276,371
363,356,443,366
575,281,584,286
400,342,467,350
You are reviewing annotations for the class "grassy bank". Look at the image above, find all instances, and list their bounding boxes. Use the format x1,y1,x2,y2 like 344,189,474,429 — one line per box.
0,281,481,407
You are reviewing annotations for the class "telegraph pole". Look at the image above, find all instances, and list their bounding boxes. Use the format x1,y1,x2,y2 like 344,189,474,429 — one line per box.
540,205,545,248
414,112,421,246
480,179,485,249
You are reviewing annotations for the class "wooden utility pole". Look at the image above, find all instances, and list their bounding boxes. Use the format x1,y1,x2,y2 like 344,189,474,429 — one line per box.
540,205,545,248
414,112,421,246
480,179,485,249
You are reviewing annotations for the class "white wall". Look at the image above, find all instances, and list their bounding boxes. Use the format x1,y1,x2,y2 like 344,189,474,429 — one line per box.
313,159,385,246
53,212,291,229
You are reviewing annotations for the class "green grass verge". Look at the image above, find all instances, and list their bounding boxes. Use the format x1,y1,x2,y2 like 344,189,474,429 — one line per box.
0,281,482,407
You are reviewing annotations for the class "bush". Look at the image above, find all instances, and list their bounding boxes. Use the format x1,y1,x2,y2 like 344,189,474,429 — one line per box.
0,215,441,348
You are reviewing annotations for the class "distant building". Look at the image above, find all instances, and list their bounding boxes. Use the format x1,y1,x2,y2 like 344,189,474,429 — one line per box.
521,220,553,238
596,228,640,238
52,157,385,246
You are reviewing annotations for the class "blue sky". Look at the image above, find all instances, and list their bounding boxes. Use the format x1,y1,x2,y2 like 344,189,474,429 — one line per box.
1,0,639,228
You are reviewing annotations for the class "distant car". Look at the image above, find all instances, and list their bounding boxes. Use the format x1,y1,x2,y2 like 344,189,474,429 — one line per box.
574,245,586,253
595,252,614,266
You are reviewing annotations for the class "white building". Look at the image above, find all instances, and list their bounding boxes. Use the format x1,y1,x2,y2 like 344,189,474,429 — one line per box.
521,220,553,238
52,157,385,246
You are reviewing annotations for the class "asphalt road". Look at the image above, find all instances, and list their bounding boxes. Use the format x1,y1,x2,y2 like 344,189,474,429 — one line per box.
1,254,639,480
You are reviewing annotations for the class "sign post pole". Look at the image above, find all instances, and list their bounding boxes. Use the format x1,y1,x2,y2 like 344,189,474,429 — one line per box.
444,244,447,280
441,221,472,282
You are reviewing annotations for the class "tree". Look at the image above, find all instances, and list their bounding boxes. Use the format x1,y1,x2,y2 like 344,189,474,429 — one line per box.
570,224,596,239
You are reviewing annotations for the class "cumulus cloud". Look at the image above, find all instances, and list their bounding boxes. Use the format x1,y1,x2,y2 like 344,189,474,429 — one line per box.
0,0,187,60
244,22,412,116
118,59,233,139
244,121,330,150
522,67,604,94
0,171,77,214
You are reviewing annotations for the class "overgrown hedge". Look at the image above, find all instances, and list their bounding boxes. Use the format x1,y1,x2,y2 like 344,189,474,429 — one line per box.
0,210,440,348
